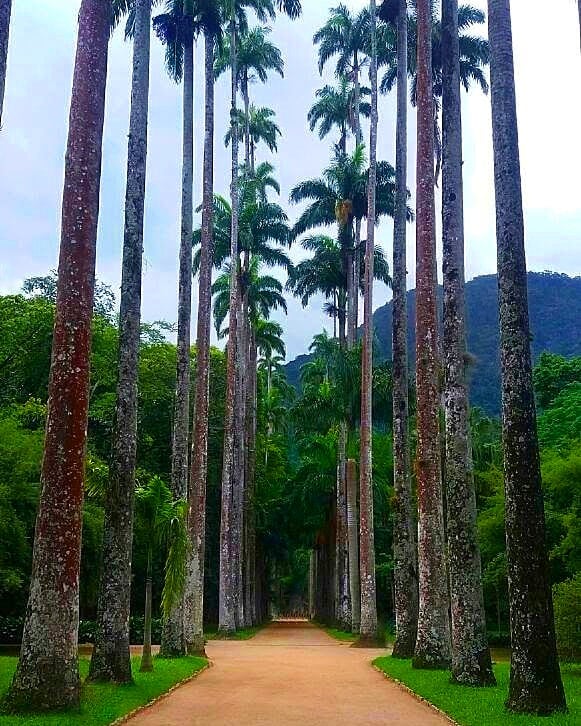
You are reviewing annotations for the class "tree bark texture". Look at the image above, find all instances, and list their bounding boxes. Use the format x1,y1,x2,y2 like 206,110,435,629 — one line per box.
358,1,379,643
335,423,351,629
244,332,258,626
346,458,360,633
487,0,567,713
391,0,419,661
441,0,494,687
7,0,109,710
413,0,451,670
0,0,11,127
218,17,240,635
90,0,151,683
184,32,215,657
140,555,153,673
162,29,194,657
233,295,247,628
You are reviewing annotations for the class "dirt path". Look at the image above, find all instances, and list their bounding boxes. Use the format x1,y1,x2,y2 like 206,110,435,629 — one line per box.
126,621,450,725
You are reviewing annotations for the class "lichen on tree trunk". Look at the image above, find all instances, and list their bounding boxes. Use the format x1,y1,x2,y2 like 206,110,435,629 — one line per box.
161,26,195,657
218,16,240,635
184,31,215,658
346,458,360,633
335,423,351,630
413,0,451,671
90,0,151,684
441,0,494,686
358,0,379,645
6,0,109,711
487,0,567,714
391,0,419,660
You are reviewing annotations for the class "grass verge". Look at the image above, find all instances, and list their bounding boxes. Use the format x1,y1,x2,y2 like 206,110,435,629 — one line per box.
205,625,264,641
373,657,580,726
319,621,393,645
0,655,207,726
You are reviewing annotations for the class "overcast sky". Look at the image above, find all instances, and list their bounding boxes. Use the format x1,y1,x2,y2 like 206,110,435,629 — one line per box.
1,1,580,361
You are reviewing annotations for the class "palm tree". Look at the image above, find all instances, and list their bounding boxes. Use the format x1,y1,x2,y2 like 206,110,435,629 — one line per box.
90,0,153,685
358,0,379,644
184,7,221,658
412,0,451,670
226,106,281,174
290,147,400,347
216,26,284,170
314,4,371,343
153,0,196,650
441,0,494,686
218,0,276,634
308,77,371,154
247,160,281,203
0,0,11,127
135,476,188,672
378,2,489,180
487,0,566,713
381,0,419,660
6,0,109,711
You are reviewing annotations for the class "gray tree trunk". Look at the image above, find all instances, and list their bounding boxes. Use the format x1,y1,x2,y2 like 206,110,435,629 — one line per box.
6,0,109,711
487,0,567,714
441,0,494,687
391,0,419,660
0,0,11,127
140,553,153,673
233,296,247,629
90,0,151,683
346,458,360,633
162,27,194,657
335,423,351,629
413,0,451,670
244,332,258,626
184,32,215,657
358,2,379,643
218,16,240,635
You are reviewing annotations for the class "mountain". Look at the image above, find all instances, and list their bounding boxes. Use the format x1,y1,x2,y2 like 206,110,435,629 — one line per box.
285,271,581,416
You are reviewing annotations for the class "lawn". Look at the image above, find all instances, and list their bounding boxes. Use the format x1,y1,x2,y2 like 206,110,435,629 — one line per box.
320,622,394,644
373,657,580,726
205,625,264,641
0,655,207,726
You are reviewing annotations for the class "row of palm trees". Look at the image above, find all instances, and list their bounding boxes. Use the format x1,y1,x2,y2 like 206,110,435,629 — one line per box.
5,0,301,711
0,0,573,716
296,0,569,714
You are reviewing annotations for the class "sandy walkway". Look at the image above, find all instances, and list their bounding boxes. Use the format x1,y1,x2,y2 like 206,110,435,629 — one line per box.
126,620,449,725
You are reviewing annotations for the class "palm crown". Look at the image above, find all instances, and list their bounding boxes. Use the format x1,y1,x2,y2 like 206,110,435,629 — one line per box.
308,77,371,154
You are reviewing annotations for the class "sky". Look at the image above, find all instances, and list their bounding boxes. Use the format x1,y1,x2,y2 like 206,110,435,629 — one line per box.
0,1,580,361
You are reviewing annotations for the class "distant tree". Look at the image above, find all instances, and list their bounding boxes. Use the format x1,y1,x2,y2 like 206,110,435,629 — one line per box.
308,77,371,154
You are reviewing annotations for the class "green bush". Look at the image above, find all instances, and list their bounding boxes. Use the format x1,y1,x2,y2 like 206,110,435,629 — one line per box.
553,574,581,660
0,617,23,644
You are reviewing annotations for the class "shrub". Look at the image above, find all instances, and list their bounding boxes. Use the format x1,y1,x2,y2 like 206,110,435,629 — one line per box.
553,574,581,660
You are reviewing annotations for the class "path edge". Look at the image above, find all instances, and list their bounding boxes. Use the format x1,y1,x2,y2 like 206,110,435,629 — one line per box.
111,661,212,725
372,664,460,726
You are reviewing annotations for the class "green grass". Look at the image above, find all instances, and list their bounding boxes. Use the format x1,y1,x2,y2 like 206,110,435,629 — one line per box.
0,655,207,726
373,657,580,726
320,621,393,644
205,625,263,641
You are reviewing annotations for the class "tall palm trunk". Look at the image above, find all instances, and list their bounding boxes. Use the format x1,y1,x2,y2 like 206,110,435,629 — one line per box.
412,0,451,670
0,0,11,127
358,0,378,643
6,0,109,710
441,0,494,687
219,15,240,635
140,550,153,673
346,458,360,633
233,298,247,628
244,331,258,626
335,424,351,629
487,0,567,714
162,23,195,656
350,53,363,345
391,0,419,660
90,0,152,683
184,32,215,657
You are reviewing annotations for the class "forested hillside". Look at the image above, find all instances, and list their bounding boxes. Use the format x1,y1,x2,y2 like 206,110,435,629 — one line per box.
286,272,581,414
